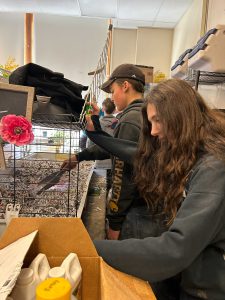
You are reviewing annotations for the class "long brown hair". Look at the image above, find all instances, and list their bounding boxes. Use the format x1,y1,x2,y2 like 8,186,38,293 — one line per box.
134,79,225,224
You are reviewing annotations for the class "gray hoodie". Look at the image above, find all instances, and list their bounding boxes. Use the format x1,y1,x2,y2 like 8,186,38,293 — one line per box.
94,155,225,300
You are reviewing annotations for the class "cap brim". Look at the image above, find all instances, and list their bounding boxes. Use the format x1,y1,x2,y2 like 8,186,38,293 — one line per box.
100,78,114,93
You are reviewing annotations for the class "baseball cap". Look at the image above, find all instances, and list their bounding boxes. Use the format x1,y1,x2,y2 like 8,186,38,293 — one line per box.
100,63,145,93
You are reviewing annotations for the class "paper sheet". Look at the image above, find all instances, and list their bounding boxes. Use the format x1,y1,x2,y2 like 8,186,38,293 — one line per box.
0,230,38,300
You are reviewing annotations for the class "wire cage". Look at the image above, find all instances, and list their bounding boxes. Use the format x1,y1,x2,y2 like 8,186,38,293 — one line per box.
0,22,113,223
0,113,94,221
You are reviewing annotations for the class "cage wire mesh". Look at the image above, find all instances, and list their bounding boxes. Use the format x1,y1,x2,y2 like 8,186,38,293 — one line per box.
0,113,94,220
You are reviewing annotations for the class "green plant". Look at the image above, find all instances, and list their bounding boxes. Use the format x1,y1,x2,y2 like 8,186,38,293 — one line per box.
0,56,19,78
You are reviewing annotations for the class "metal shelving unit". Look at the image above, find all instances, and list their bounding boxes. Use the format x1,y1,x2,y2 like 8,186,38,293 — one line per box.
184,69,225,91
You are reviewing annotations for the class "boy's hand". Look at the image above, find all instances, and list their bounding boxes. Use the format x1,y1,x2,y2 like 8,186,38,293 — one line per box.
85,114,95,131
85,101,100,131
86,102,100,116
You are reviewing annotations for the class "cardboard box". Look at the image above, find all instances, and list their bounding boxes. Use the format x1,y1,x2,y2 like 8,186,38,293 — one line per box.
0,218,156,300
136,65,154,83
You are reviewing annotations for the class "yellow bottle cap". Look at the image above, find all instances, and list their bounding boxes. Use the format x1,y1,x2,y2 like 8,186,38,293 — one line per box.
36,278,71,300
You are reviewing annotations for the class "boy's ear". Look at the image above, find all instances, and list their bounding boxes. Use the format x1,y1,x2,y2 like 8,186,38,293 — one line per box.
122,80,130,92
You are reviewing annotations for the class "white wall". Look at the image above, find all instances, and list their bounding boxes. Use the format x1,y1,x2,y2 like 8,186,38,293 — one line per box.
35,15,108,86
136,27,173,77
0,13,24,66
207,0,225,29
171,0,203,67
0,13,108,87
111,27,173,78
111,28,137,71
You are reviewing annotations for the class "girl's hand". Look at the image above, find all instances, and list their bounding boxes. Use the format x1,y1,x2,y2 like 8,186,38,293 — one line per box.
61,155,78,170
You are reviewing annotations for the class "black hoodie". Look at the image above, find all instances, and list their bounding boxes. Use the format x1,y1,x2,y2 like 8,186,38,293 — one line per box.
78,99,144,230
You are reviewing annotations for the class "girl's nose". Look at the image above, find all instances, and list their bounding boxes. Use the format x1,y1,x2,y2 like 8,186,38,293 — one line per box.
151,124,159,137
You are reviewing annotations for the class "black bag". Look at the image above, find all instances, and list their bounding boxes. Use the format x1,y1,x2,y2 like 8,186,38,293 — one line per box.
9,63,88,118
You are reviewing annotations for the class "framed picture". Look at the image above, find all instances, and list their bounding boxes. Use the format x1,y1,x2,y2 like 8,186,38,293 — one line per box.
0,144,6,170
0,82,34,121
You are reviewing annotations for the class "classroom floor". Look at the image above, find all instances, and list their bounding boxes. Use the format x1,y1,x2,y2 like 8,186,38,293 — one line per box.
82,168,107,240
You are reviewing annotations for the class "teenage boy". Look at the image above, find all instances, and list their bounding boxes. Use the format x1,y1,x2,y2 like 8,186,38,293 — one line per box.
61,64,145,240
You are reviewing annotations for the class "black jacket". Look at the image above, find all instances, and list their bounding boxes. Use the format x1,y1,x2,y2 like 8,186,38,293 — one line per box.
9,63,88,117
79,99,144,230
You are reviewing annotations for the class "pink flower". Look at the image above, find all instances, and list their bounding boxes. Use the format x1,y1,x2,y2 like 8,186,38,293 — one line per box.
0,114,34,146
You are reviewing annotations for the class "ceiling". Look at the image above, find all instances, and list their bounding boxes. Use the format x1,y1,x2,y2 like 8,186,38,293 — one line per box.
0,0,194,29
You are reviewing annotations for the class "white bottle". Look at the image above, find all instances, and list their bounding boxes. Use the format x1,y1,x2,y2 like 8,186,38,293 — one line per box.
11,253,50,300
48,253,82,298
10,268,36,300
29,253,50,283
